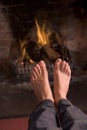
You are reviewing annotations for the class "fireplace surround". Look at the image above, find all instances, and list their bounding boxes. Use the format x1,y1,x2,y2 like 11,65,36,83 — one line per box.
0,0,87,118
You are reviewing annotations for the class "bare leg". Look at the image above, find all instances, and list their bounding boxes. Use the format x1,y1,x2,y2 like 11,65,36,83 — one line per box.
54,59,71,103
29,61,59,130
53,59,87,130
31,60,54,103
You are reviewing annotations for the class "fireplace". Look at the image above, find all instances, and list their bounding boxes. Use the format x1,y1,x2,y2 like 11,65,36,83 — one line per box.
0,0,87,118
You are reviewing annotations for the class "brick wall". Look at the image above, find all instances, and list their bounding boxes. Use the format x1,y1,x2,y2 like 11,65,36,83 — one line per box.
0,4,13,58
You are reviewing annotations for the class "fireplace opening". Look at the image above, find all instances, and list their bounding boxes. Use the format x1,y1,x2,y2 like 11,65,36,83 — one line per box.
0,0,87,85
9,19,71,84
0,0,87,118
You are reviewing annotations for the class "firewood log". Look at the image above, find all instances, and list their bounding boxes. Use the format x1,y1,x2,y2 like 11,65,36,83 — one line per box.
42,44,61,61
26,41,41,62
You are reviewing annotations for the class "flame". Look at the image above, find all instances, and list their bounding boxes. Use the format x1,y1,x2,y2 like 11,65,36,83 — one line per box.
30,59,34,64
19,39,34,64
19,19,52,64
20,39,26,59
35,19,51,46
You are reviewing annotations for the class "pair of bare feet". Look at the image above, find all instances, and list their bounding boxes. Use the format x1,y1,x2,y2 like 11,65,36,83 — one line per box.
31,59,71,104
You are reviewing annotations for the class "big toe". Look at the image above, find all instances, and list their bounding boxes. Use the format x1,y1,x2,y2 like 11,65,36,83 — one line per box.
39,60,47,72
55,59,62,70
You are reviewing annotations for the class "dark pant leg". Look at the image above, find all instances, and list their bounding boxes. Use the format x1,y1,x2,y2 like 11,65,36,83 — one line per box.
57,99,87,130
28,99,62,130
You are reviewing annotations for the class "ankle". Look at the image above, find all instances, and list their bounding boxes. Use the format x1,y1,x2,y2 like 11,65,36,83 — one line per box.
42,97,54,103
54,96,67,104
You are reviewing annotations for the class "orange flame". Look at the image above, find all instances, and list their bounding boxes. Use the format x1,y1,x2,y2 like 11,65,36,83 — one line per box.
19,39,34,64
30,59,34,64
35,19,51,46
20,40,26,58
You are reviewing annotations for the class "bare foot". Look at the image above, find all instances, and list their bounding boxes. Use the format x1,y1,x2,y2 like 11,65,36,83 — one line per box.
54,59,71,103
31,61,54,103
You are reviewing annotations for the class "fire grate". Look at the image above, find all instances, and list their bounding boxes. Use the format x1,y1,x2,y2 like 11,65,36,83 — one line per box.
11,59,54,84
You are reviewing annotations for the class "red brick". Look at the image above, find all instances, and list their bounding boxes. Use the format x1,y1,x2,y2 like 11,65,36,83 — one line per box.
0,40,13,47
0,47,10,58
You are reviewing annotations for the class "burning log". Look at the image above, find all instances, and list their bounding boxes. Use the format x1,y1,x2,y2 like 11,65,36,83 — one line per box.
49,32,71,62
18,19,71,63
51,42,71,62
26,40,71,63
26,41,42,62
26,41,62,62
42,44,61,62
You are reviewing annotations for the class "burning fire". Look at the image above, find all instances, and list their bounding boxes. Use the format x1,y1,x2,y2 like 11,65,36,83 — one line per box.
35,19,51,46
19,19,51,63
16,18,70,65
19,39,34,64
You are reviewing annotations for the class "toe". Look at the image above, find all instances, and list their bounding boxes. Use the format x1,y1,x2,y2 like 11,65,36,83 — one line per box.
61,61,66,72
39,60,47,73
55,59,62,65
31,64,40,81
67,67,71,76
36,64,41,74
66,63,71,76
39,60,46,67
32,69,37,79
33,66,39,76
65,63,69,73
55,58,62,70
